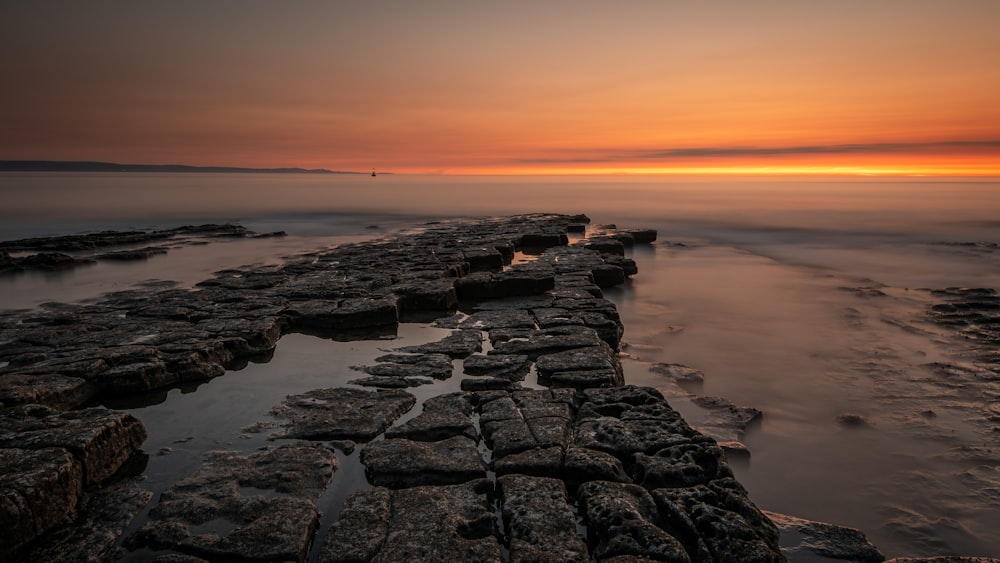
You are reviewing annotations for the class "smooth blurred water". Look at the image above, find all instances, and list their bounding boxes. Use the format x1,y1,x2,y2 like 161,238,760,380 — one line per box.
3,172,1000,557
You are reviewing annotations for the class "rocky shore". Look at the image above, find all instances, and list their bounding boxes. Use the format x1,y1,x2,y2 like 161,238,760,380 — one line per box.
1,214,992,562
0,224,286,274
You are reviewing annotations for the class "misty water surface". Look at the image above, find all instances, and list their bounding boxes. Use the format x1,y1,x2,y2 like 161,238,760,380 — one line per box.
3,172,1000,557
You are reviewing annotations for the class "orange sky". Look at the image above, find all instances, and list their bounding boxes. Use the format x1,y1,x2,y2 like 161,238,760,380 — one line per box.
2,1,999,175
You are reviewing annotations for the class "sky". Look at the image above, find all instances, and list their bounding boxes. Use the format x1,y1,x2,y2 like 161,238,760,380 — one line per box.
2,1,999,175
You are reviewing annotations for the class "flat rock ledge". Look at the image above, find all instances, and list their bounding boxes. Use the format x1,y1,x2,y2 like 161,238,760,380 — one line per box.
0,214,634,408
0,215,793,562
324,386,786,563
0,405,147,561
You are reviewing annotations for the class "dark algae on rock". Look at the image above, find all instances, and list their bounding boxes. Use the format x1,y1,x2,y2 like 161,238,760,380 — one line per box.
0,214,795,562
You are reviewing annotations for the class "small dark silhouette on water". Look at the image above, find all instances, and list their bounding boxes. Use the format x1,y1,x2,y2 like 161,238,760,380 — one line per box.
371,167,377,177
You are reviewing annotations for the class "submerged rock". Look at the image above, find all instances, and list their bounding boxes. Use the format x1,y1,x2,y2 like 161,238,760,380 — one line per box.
127,444,335,561
690,395,763,442
649,363,705,393
764,510,884,562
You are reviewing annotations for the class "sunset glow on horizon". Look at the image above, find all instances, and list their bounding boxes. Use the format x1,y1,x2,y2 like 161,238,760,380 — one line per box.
3,1,999,176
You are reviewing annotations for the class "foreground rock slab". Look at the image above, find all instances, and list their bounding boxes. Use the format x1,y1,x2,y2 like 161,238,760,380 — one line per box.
266,387,415,441
321,480,500,562
127,443,336,561
0,405,147,561
498,474,589,562
0,216,807,561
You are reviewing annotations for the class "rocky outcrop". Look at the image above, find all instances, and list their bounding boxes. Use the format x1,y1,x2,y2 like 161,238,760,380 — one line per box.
0,405,147,561
0,214,631,403
127,444,336,561
0,224,284,274
1,215,795,562
315,385,785,562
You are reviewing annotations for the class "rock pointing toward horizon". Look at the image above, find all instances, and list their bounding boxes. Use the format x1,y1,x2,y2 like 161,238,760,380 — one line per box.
1,214,790,562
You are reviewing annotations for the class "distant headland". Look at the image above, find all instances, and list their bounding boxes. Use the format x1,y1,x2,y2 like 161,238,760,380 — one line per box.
0,160,365,174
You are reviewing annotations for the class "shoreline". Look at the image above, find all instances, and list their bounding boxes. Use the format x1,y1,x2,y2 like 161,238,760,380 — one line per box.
0,216,996,554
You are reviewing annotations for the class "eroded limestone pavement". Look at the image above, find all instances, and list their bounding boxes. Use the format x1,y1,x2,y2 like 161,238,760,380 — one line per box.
0,214,905,562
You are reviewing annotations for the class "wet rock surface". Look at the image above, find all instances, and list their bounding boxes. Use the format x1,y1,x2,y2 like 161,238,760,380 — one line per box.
0,215,799,562
266,387,416,441
0,224,284,275
0,405,147,561
126,443,335,561
765,510,885,562
322,479,500,562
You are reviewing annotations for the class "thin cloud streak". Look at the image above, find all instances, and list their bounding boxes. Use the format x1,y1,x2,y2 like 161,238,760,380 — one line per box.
518,140,1000,164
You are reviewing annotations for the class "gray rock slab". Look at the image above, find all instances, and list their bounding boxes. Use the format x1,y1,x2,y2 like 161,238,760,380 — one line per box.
347,375,435,388
653,479,785,563
321,480,500,562
460,376,521,392
691,395,763,442
545,368,624,389
578,480,690,562
0,447,84,562
459,310,537,330
573,387,700,457
128,444,334,562
623,228,658,244
632,442,734,489
0,373,95,410
584,237,626,256
591,264,627,288
284,296,399,331
493,446,565,478
563,447,630,485
391,278,458,314
649,363,705,393
0,404,147,486
519,232,569,249
536,341,624,388
319,487,391,562
480,417,537,458
463,353,530,379
361,435,485,488
480,390,576,459
358,352,454,379
498,474,589,562
763,510,884,562
472,295,555,311
384,392,477,442
395,329,483,358
531,307,585,328
490,325,605,359
462,247,505,272
26,479,152,563
268,387,415,441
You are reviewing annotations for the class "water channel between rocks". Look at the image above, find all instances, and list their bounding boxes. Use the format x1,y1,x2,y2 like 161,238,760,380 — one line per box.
4,210,999,561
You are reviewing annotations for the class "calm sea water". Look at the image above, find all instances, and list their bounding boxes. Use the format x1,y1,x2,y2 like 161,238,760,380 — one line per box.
3,172,1000,558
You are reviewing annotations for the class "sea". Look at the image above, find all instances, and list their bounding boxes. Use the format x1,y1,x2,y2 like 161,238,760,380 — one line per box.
2,172,1000,559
